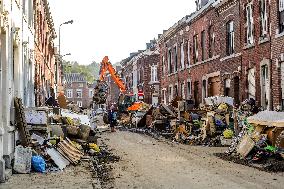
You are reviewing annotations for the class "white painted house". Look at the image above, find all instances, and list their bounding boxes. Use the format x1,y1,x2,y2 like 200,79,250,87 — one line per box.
0,0,35,182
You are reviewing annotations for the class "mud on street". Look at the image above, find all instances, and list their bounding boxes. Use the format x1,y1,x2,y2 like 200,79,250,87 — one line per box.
101,130,284,189
1,128,283,189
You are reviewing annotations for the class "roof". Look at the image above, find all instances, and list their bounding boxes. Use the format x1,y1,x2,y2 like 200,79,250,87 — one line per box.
64,73,86,83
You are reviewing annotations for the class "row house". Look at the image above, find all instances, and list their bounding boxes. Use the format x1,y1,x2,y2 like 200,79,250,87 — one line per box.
121,41,160,106
65,73,94,109
158,0,284,111
34,0,57,106
0,0,36,181
0,0,57,181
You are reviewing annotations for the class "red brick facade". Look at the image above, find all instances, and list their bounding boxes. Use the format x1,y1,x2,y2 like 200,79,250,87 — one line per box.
239,0,272,109
137,52,160,104
64,73,93,109
159,0,242,106
34,0,57,106
121,46,160,105
271,0,284,109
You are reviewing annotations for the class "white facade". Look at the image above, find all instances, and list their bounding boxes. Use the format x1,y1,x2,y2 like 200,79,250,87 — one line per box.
0,0,35,182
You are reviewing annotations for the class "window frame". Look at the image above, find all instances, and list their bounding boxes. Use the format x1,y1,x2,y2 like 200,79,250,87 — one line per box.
260,0,268,37
174,46,178,72
180,42,185,69
89,89,93,98
193,34,198,64
76,89,83,98
168,49,172,74
77,101,83,108
208,25,213,58
246,3,254,45
67,89,73,98
201,30,206,61
151,65,158,82
226,20,235,55
279,0,284,33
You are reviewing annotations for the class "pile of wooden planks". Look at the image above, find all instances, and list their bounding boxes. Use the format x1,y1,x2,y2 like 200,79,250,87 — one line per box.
57,138,84,164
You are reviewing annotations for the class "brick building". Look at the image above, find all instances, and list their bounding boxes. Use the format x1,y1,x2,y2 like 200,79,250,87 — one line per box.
106,65,122,108
121,41,160,106
64,73,94,109
158,0,284,110
239,0,272,110
158,0,242,106
271,0,284,110
34,0,57,106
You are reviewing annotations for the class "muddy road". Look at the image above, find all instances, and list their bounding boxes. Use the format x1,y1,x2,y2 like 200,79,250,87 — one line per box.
102,130,284,189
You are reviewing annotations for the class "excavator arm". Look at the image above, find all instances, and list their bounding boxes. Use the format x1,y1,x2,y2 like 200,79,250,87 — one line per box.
99,56,126,92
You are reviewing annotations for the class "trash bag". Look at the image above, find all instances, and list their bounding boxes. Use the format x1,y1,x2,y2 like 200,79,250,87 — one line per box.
31,156,46,173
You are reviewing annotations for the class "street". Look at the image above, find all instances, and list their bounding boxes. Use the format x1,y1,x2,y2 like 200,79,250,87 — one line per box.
101,130,284,189
1,126,284,189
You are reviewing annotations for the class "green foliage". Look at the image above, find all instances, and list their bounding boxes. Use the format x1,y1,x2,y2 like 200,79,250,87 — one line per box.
62,60,100,83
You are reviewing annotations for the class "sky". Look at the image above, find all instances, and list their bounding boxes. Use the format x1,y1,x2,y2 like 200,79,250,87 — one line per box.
49,0,196,65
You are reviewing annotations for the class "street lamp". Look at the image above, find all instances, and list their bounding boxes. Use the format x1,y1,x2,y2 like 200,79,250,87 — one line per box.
62,53,71,58
59,20,74,56
56,20,73,95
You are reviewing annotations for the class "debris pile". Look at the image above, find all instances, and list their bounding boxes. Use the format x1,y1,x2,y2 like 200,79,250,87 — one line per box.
12,97,113,177
216,111,284,172
93,80,108,104
121,96,236,146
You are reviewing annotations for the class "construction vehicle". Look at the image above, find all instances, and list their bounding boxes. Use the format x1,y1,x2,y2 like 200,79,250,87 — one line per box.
93,56,136,114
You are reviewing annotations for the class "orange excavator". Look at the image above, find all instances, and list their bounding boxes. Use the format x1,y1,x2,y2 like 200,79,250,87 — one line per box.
99,56,126,92
93,56,135,113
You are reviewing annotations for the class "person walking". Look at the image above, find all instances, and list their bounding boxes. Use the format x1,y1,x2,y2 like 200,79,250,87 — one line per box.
108,105,117,132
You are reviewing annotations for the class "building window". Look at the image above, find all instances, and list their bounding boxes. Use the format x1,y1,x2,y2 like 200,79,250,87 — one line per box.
279,0,284,33
67,89,73,98
151,65,158,82
260,0,268,37
174,84,178,97
181,82,185,99
180,42,185,69
162,56,166,76
248,67,256,99
77,101,82,108
224,79,231,97
89,89,93,98
246,3,254,44
208,26,214,58
226,21,234,55
168,49,172,74
162,90,167,104
196,0,202,11
193,35,198,64
76,89,82,98
187,40,191,66
202,80,207,100
169,86,173,102
78,83,83,88
187,81,191,99
174,46,178,72
201,31,206,61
